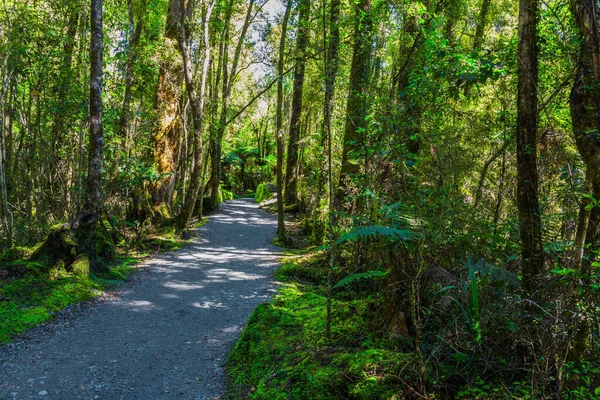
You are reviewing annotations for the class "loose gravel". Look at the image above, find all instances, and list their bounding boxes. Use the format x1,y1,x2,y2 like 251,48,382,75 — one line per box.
0,198,280,400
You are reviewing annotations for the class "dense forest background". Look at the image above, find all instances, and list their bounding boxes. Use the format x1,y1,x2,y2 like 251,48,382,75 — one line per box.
1,0,600,397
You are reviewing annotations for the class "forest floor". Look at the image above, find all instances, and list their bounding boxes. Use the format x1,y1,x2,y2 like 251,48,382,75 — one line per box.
0,198,281,400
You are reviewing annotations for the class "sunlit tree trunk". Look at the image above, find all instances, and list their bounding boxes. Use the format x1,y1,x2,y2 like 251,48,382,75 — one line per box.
176,0,215,230
284,0,310,206
516,0,544,290
150,0,184,218
117,0,144,140
209,0,255,210
276,0,292,241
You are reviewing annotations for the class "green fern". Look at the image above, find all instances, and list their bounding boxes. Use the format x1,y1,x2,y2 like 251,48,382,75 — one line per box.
334,225,415,246
333,270,389,289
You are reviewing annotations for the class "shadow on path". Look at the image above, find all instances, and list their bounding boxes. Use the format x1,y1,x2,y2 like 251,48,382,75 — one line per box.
0,198,280,400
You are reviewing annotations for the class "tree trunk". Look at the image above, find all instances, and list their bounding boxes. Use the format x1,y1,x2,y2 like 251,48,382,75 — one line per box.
570,0,600,273
516,0,544,290
276,0,292,241
150,2,185,218
49,11,80,221
209,0,255,210
176,0,215,230
284,0,310,206
464,0,491,96
117,0,144,139
83,0,104,219
338,0,373,198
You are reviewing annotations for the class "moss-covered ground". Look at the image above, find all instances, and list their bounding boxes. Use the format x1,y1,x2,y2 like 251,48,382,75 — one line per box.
225,249,414,399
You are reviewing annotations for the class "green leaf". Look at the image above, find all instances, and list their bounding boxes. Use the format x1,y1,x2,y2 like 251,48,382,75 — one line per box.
333,270,389,289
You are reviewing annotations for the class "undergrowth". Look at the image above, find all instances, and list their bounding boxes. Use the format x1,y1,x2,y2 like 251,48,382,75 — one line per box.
226,250,412,399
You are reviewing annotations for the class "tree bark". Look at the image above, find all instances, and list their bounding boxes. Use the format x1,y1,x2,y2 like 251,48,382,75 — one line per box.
276,0,292,241
150,2,185,217
82,0,104,219
209,0,255,210
517,0,544,290
176,0,215,230
117,0,144,139
283,0,311,206
570,0,600,273
48,11,80,221
338,0,373,198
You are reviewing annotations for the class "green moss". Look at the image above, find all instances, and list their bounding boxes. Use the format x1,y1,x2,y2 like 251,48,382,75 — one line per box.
255,183,274,204
226,253,409,399
0,260,133,343
193,219,208,229
71,255,90,275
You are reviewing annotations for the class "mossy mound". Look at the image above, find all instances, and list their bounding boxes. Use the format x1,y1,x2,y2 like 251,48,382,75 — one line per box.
30,222,115,276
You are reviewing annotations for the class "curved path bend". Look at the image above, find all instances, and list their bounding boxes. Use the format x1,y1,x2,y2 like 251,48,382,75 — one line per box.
0,198,280,400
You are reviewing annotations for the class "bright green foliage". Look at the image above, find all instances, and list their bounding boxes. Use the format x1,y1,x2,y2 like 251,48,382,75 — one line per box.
334,226,416,246
226,252,412,399
333,270,389,290
254,183,274,204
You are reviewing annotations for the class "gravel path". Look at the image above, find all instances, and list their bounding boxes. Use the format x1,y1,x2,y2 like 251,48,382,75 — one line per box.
0,198,280,400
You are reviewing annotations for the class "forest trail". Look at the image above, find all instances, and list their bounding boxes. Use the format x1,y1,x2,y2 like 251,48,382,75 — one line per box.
0,199,280,400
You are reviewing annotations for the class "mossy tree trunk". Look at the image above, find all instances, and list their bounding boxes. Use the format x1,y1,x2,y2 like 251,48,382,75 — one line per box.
32,0,113,275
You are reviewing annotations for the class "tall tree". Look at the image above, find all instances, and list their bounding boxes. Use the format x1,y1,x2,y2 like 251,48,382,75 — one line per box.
48,9,80,221
208,0,255,210
322,0,341,339
176,0,215,230
284,0,311,206
277,0,292,241
83,0,105,220
516,0,544,289
117,0,145,140
150,0,184,219
570,0,600,272
338,0,373,198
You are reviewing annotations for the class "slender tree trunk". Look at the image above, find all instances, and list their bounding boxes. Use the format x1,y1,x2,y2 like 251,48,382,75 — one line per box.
176,0,215,230
573,171,592,268
474,140,509,206
276,0,292,241
48,11,80,221
570,0,600,273
322,0,340,339
117,0,144,139
338,0,373,198
464,0,491,96
284,0,311,206
209,0,255,210
516,0,544,290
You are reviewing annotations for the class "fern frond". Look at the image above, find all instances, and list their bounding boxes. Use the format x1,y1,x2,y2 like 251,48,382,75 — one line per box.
334,225,415,246
333,270,389,289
